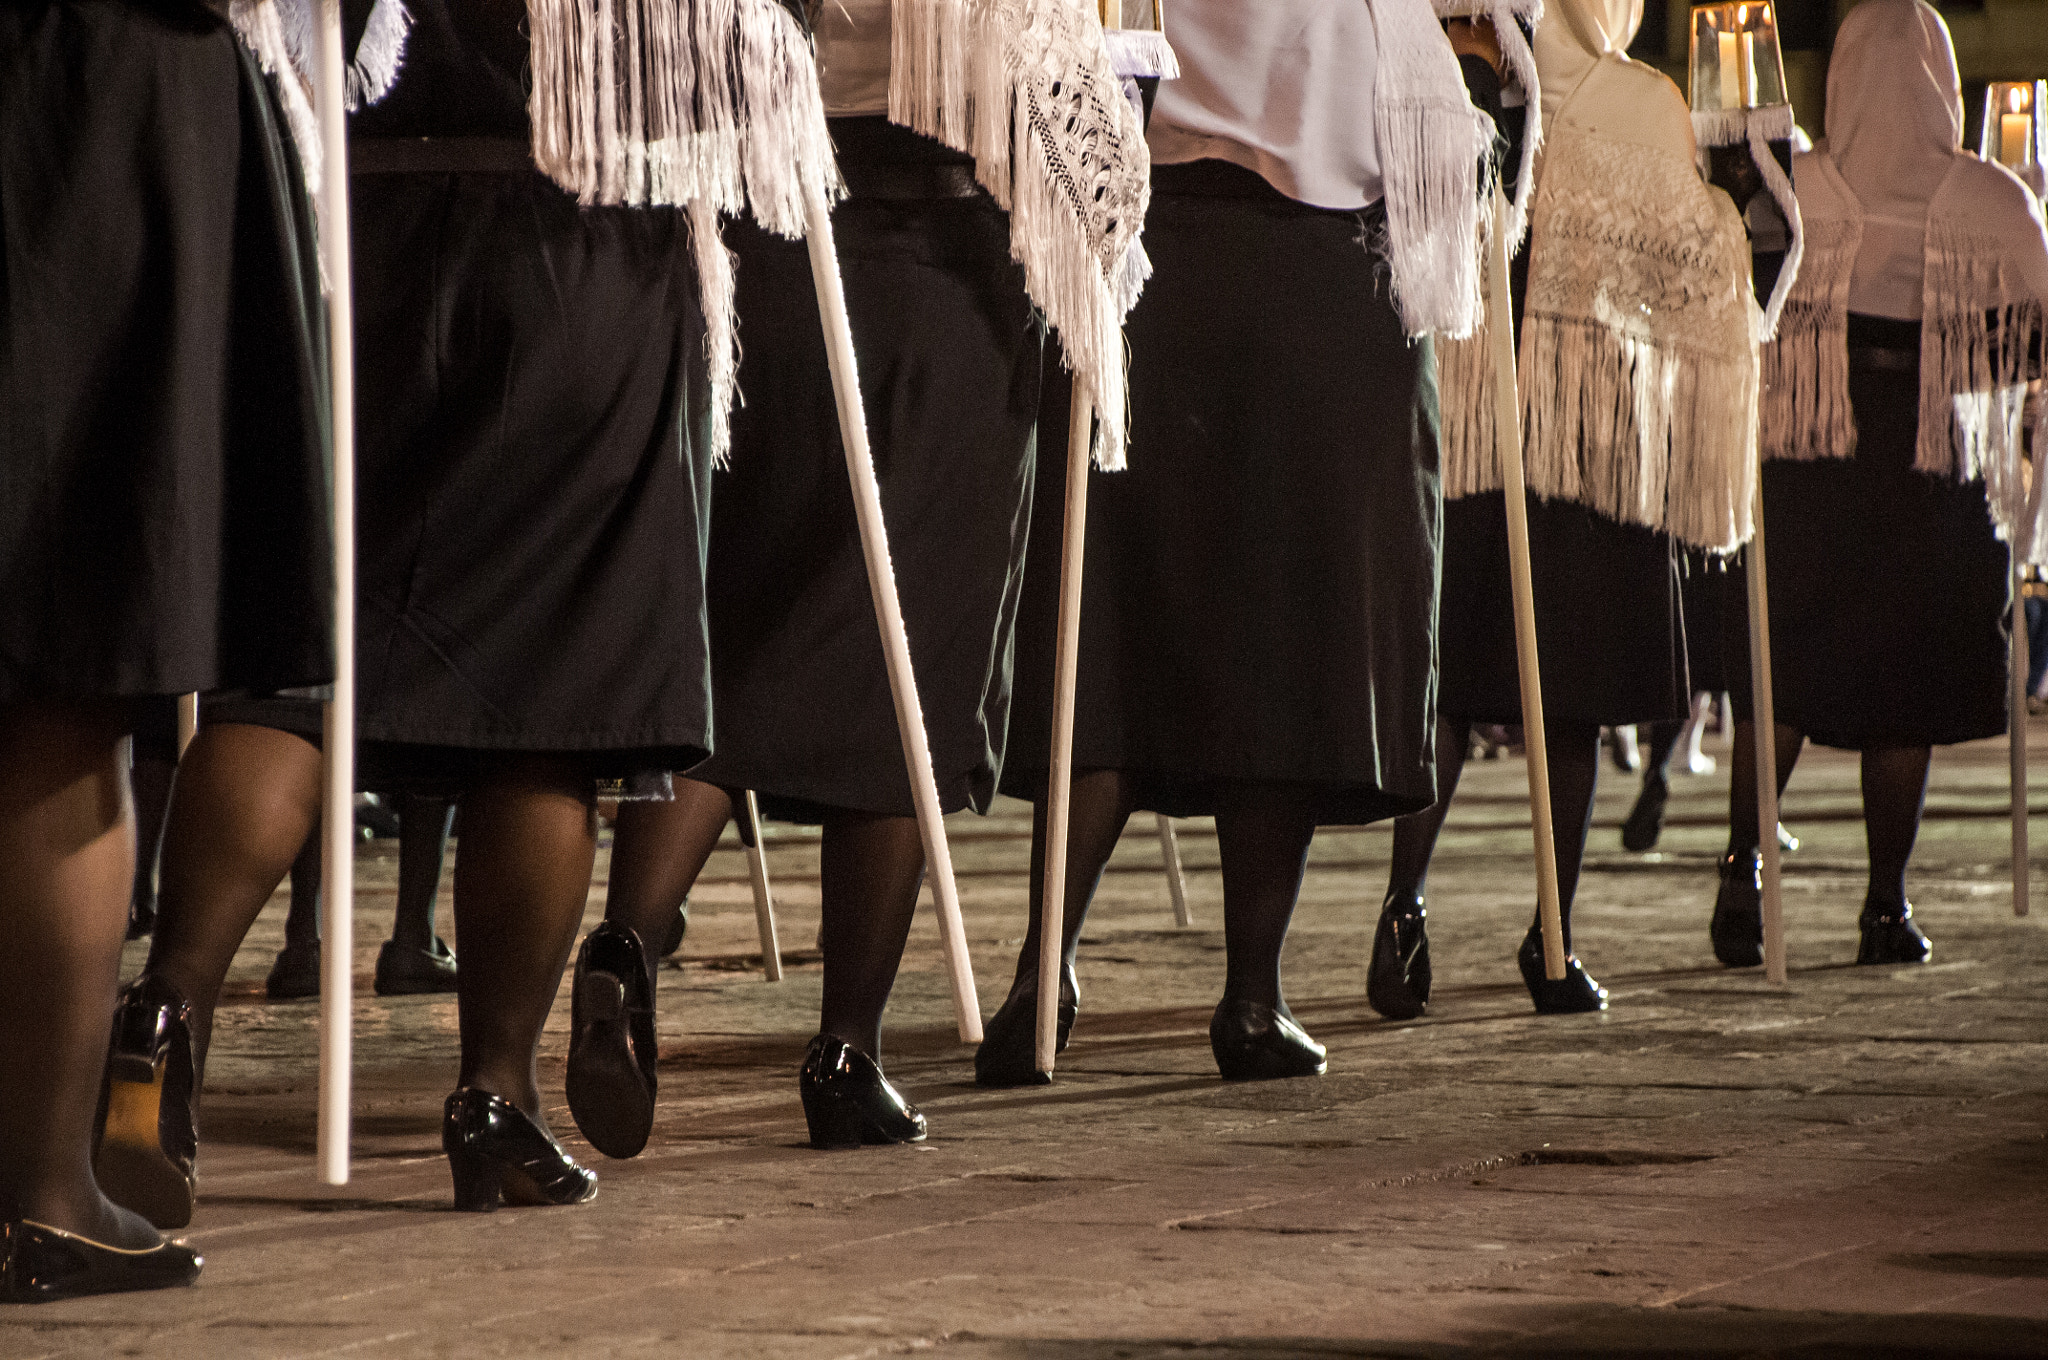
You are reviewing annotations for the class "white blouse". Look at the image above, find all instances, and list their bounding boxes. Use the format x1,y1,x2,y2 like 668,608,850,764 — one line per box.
1149,0,1383,210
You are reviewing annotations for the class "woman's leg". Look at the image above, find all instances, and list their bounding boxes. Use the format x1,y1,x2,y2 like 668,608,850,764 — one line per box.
264,827,323,999
815,811,927,1064
1516,722,1615,1013
391,794,456,953
1710,717,1805,967
601,779,734,991
1856,744,1934,964
1369,718,1469,1019
1208,781,1325,1078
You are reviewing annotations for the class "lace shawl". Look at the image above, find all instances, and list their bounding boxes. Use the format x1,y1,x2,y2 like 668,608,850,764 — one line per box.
1763,150,2048,558
889,0,1151,469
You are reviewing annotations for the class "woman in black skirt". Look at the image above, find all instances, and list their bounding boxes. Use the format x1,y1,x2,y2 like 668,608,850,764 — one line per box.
1,0,329,1299
974,0,1492,1086
1709,0,2048,970
91,0,757,1222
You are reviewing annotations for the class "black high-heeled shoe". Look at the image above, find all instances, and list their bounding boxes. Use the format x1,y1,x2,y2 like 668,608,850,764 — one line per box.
1209,998,1327,1081
0,1220,201,1303
799,1035,926,1149
1857,897,1931,965
94,976,198,1230
264,938,320,1000
1517,925,1608,1014
973,962,1078,1087
565,923,659,1159
1366,892,1431,1020
441,1088,597,1212
1710,849,1764,968
373,936,459,996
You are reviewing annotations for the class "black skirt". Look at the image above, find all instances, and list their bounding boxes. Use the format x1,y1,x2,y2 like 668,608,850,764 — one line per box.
0,0,332,706
1001,159,1442,826
1725,315,2009,749
1438,493,1689,727
684,119,1043,820
345,156,715,781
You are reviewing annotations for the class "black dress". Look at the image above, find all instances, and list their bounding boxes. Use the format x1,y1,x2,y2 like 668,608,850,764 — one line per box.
216,0,717,785
684,118,1043,820
1724,313,2010,750
0,0,331,706
1001,159,1442,826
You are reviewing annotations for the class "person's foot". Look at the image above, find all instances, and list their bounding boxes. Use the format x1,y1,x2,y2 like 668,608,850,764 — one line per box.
799,1035,926,1148
1621,773,1669,852
1209,997,1327,1081
0,1217,201,1303
1365,892,1430,1020
1857,898,1931,965
373,937,459,996
565,924,659,1159
264,938,321,1000
1517,926,1607,1014
973,963,1077,1087
1710,850,1764,968
95,976,200,1230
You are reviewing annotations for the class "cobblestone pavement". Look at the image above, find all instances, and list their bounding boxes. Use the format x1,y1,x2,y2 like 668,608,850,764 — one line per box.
4,725,2044,1357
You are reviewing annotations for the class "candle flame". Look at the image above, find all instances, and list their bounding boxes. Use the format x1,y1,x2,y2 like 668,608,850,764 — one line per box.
2010,86,2031,115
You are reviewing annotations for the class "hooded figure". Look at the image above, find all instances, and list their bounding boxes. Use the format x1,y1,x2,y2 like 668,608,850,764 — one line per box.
1713,0,2048,974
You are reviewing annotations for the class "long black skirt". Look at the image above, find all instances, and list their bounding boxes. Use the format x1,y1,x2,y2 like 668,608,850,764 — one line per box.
1438,494,1689,727
345,157,715,782
1725,315,2009,749
686,124,1043,819
1001,161,1441,826
0,0,332,705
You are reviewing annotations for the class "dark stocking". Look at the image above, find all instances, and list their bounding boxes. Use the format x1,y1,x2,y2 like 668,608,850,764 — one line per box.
603,778,734,988
816,812,926,1063
128,752,176,932
1726,719,1805,856
0,701,157,1247
391,794,456,952
1531,722,1602,952
452,762,597,1123
1214,782,1318,1016
1005,767,1136,994
1861,745,1932,906
281,826,321,950
1385,718,1473,901
146,723,323,1079
1639,719,1684,785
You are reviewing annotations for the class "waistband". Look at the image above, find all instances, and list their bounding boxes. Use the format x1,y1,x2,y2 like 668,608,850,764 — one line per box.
350,137,534,175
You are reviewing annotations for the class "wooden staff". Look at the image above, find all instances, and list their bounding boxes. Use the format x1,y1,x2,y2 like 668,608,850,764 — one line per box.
1036,386,1095,1072
800,181,982,1043
739,791,784,979
2013,533,2031,918
1486,184,1566,980
175,693,199,756
1156,814,1193,927
1746,479,1787,984
312,0,358,1186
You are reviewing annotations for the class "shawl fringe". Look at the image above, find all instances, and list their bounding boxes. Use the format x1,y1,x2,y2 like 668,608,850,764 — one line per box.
1689,101,1793,149
1759,218,1858,462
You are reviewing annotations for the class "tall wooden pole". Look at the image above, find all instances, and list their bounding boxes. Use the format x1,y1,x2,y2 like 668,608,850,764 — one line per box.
1747,480,1787,984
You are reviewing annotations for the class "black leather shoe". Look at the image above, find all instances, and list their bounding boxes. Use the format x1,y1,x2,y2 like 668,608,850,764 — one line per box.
1621,774,1669,852
658,898,689,958
264,938,320,1000
0,1220,200,1303
1711,850,1764,968
1209,998,1327,1081
1857,898,1932,965
442,1088,597,1212
1517,926,1608,1014
973,962,1077,1087
95,976,198,1230
565,924,659,1159
799,1035,926,1149
1366,893,1431,1020
374,937,459,996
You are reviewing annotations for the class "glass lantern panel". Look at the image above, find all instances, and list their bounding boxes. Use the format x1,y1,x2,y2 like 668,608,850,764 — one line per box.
1689,3,1789,112
1980,81,2044,171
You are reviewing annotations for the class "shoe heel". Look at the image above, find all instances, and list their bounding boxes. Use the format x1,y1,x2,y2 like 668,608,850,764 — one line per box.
576,969,625,1025
447,1149,504,1213
801,1088,866,1150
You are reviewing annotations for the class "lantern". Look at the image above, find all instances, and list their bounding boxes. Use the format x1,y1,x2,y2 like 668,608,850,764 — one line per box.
1689,2,1789,117
1980,80,2047,197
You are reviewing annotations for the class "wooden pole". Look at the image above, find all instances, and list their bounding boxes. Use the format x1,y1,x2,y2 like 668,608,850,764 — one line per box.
312,0,357,1186
1036,386,1095,1072
739,791,784,980
175,693,199,757
2014,551,2031,918
1747,479,1787,984
1486,185,1566,980
800,182,982,1042
1156,814,1193,927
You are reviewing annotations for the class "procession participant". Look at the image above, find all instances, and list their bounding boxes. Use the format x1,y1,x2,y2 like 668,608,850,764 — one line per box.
1710,0,2048,969
569,0,1151,1154
974,0,1493,1088
1371,0,1760,1018
1,0,331,1299
94,0,837,1219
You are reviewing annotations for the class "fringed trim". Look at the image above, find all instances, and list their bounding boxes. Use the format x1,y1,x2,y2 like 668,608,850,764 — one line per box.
1747,116,1803,340
1690,101,1793,150
890,0,1152,469
1759,220,1857,462
1491,0,1541,253
267,0,411,112
229,0,322,196
1919,221,2046,495
527,0,839,463
1103,28,1177,79
1517,313,1758,552
1437,324,1498,500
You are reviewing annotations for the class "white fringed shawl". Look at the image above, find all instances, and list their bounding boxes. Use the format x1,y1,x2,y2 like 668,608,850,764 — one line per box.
887,0,1151,468
229,0,414,197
